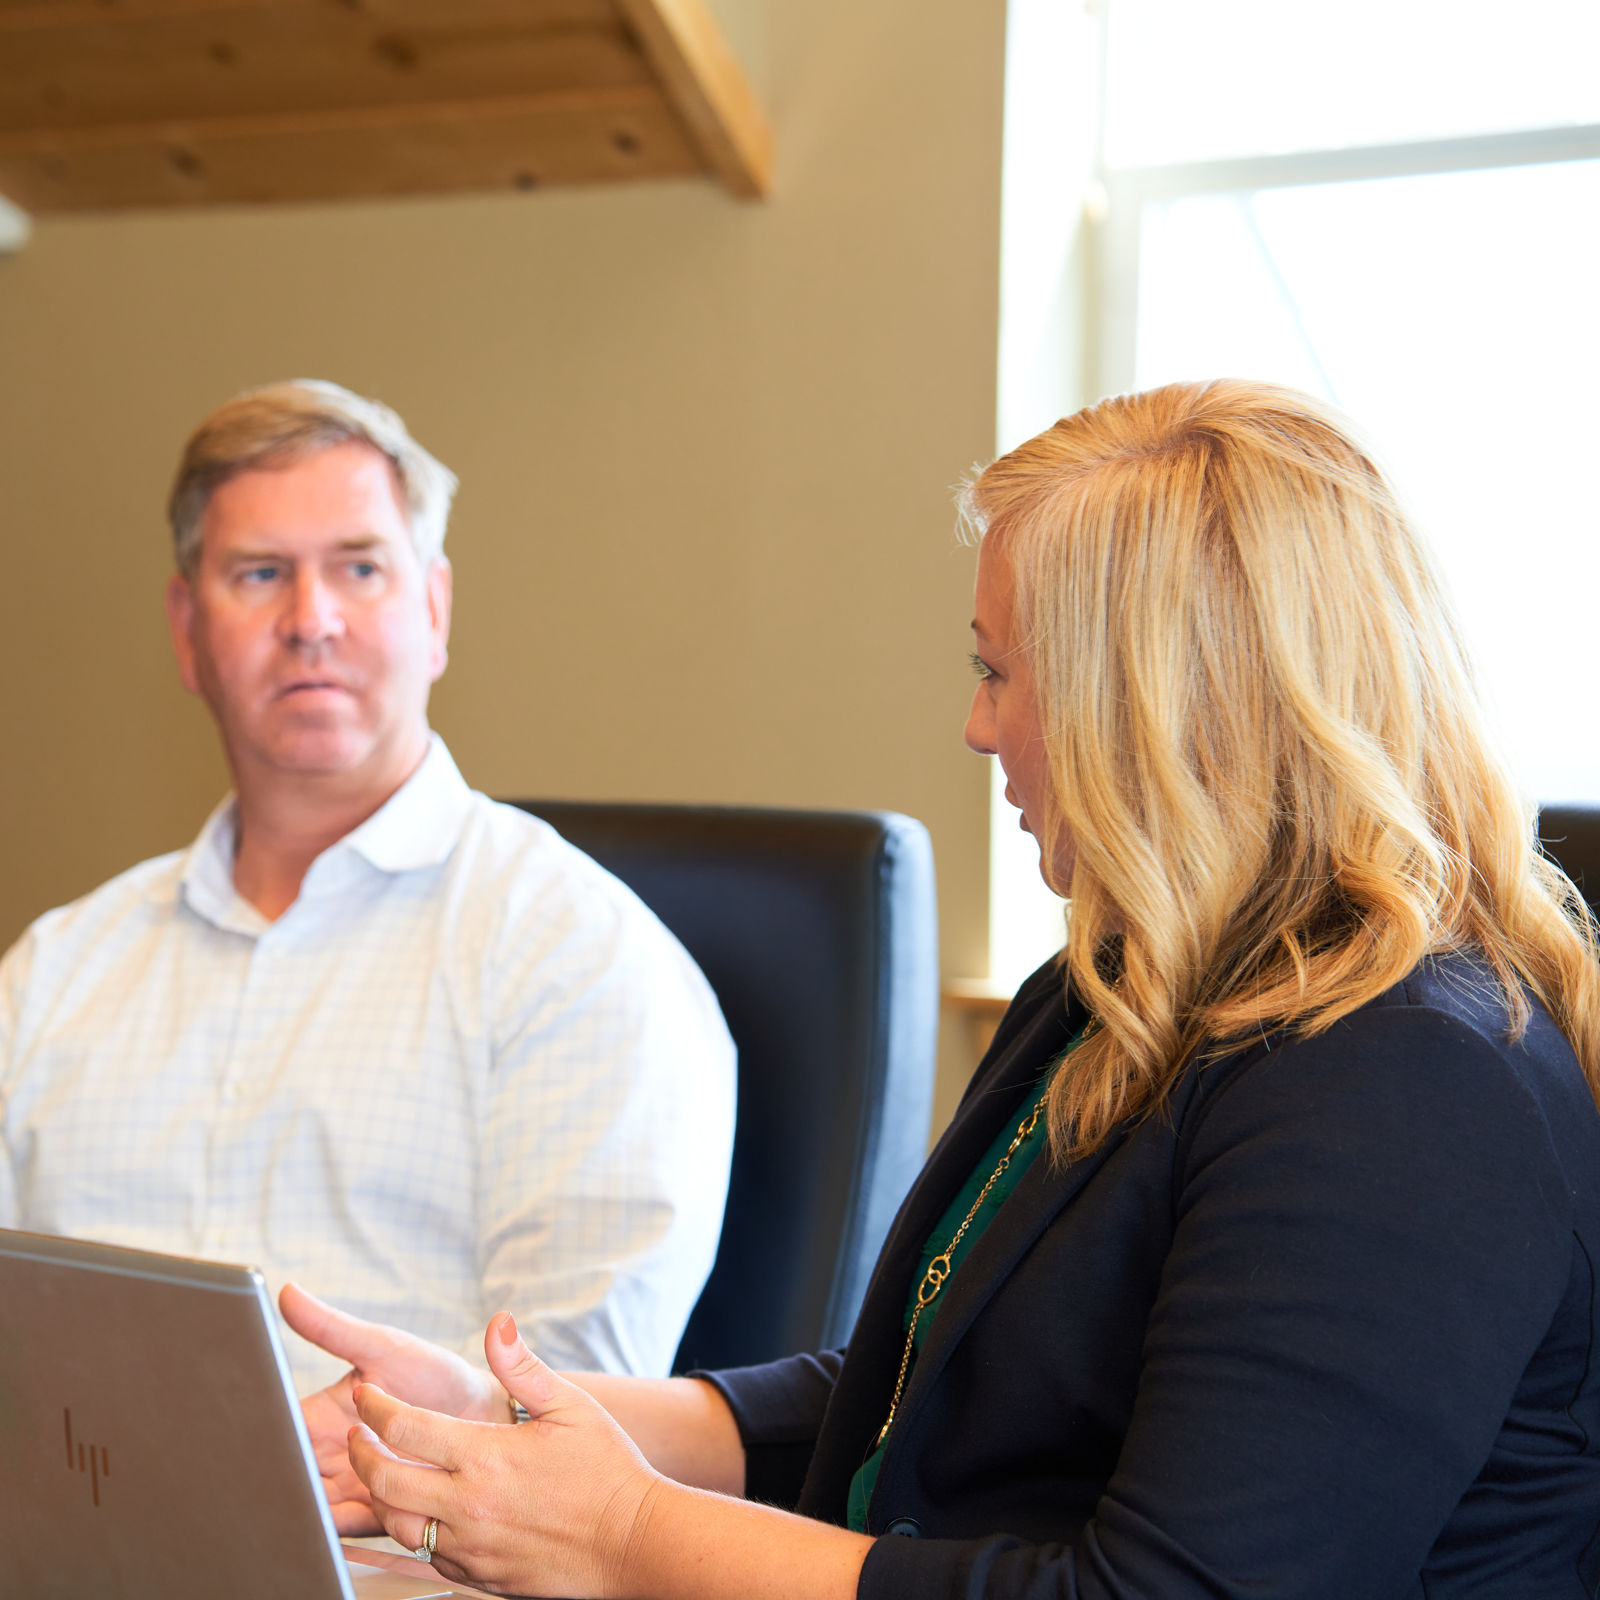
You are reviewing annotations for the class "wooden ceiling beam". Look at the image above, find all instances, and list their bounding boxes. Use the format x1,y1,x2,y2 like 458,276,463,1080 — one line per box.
0,0,771,210
0,84,662,158
0,1,613,30
613,0,770,198
0,86,698,211
0,10,648,136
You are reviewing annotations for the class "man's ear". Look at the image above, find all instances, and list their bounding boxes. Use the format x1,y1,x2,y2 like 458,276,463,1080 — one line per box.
426,558,453,683
165,573,202,697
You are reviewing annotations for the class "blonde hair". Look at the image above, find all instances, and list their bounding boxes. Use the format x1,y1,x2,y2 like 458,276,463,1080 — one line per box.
167,379,458,577
966,380,1600,1163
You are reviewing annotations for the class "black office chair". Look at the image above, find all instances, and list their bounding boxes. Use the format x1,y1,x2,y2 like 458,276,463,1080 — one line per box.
503,801,939,1373
1537,805,1600,925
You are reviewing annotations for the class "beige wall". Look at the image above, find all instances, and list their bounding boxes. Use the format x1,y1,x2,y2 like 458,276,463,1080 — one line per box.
0,0,1007,1129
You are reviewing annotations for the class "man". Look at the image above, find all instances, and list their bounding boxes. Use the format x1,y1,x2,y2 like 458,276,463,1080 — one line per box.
0,380,735,1393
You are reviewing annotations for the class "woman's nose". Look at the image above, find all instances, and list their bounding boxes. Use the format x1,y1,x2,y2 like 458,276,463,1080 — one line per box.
964,686,997,756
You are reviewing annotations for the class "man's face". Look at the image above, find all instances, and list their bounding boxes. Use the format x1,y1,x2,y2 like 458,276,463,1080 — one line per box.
165,441,452,796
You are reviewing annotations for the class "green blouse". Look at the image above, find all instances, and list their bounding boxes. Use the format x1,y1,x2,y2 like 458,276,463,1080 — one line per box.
846,1043,1078,1533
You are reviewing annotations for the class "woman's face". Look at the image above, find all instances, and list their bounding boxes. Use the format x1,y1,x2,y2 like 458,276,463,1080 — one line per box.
965,540,1070,888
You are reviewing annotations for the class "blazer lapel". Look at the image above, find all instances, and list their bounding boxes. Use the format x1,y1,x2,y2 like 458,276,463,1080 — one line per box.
886,1117,1129,1448
796,965,1084,1518
861,967,1082,1344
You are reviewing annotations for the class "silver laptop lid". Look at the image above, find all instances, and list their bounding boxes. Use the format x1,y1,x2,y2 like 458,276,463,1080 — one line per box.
0,1227,354,1600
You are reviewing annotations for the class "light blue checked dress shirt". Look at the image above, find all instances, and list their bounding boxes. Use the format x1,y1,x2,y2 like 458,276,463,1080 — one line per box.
0,737,735,1391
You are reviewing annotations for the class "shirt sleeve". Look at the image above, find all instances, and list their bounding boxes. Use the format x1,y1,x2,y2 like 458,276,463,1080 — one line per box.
860,1004,1580,1600
700,1350,848,1510
467,875,736,1378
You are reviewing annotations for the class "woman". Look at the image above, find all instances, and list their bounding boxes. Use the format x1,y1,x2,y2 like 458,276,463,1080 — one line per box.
293,380,1600,1598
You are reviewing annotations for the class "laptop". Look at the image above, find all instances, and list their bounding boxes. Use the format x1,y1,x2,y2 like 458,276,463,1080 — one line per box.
0,1227,469,1598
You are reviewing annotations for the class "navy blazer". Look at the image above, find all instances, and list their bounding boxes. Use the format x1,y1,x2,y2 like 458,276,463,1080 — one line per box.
711,953,1600,1598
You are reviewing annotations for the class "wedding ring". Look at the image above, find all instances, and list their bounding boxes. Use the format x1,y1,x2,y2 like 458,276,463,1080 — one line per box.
414,1517,439,1564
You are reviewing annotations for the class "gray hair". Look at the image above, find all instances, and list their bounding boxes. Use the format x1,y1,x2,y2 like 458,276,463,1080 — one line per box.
167,379,458,576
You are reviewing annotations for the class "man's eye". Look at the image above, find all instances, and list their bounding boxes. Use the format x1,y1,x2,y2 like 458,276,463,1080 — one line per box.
347,561,380,579
969,650,995,681
240,565,281,585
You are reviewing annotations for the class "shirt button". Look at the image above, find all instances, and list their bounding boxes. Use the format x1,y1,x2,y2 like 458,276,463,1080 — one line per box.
222,1081,241,1103
883,1517,922,1538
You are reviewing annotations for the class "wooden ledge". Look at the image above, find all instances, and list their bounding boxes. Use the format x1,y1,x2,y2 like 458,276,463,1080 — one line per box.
941,979,1016,1021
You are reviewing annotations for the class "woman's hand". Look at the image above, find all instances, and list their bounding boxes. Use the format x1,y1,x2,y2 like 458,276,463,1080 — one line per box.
349,1312,660,1597
351,1314,872,1600
282,1282,510,1534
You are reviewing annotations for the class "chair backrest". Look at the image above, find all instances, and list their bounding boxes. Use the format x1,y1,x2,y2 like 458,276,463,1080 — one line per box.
504,800,939,1373
1538,805,1600,924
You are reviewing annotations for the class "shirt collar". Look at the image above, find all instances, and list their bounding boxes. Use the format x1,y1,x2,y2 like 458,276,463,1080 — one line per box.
337,735,474,873
178,797,262,935
177,735,473,930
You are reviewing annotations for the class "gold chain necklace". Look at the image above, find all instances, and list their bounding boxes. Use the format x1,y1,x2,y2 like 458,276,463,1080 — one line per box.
873,1094,1050,1451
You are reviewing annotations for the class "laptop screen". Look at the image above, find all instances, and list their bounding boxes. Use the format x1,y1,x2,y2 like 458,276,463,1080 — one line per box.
0,1228,353,1599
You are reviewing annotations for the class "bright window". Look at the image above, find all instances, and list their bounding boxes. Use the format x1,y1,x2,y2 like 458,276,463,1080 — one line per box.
990,0,1600,993
1106,0,1600,165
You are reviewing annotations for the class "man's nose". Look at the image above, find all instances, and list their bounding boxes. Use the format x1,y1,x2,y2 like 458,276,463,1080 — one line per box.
280,571,344,646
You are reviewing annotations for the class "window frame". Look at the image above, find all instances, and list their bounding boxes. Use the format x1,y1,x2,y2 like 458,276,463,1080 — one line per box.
1091,120,1600,399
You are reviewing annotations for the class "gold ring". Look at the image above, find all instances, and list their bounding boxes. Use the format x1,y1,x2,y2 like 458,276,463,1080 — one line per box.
413,1517,439,1564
